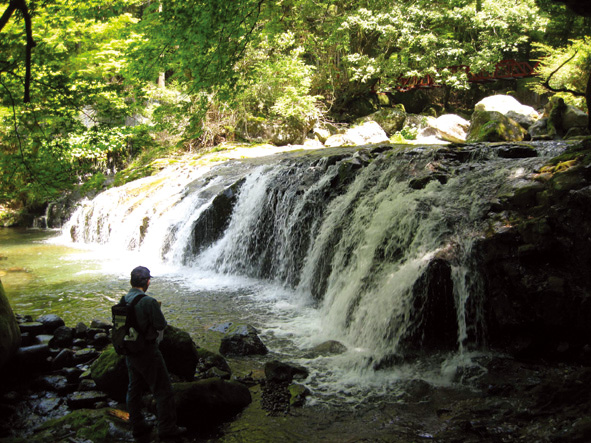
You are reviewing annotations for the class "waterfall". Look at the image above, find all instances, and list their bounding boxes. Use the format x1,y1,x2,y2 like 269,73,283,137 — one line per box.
61,142,567,369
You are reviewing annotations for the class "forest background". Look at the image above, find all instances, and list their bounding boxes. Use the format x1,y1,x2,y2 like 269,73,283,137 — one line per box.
0,0,589,222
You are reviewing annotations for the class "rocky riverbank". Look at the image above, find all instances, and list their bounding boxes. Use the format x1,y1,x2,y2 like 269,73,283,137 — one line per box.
0,311,311,442
1,307,590,442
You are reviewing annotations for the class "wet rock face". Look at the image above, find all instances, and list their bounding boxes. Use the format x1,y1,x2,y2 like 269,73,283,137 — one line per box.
191,178,245,255
477,143,591,362
399,258,458,352
0,280,21,370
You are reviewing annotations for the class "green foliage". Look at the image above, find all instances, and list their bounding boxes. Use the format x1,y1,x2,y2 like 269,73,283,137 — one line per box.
233,32,322,128
530,38,591,109
0,0,589,213
332,0,548,91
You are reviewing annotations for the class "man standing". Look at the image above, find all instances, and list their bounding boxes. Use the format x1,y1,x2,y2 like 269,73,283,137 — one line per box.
124,266,186,441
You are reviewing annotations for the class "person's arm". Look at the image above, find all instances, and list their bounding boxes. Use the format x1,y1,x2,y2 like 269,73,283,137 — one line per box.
149,298,167,331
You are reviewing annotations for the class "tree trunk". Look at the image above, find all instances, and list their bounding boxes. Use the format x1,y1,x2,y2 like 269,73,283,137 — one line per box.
586,70,591,131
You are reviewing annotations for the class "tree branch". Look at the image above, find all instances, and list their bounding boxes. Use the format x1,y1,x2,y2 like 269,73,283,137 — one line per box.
0,0,36,103
542,50,585,97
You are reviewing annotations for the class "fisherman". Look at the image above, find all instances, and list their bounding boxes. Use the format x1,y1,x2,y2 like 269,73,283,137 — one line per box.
124,266,186,441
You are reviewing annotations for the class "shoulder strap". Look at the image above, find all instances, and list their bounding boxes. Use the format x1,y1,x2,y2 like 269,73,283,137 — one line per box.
129,293,147,308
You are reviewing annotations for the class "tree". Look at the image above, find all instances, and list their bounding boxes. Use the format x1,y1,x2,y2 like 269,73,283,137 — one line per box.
546,0,591,130
0,0,146,206
0,0,35,102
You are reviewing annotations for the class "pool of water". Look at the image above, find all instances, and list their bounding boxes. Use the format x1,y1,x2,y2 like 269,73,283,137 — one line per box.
1,227,478,410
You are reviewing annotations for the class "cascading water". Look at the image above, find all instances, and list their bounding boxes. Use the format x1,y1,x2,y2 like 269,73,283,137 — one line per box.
60,142,568,394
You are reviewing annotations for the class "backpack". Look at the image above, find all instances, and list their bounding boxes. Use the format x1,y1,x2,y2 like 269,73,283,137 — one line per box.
111,294,147,355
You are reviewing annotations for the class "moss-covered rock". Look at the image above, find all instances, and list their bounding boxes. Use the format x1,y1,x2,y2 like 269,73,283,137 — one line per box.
467,110,527,142
0,279,21,371
196,347,231,379
288,383,310,407
90,345,128,402
358,105,407,136
160,325,200,380
29,408,131,443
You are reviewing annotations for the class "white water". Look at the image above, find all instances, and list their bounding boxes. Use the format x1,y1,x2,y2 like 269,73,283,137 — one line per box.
54,143,567,399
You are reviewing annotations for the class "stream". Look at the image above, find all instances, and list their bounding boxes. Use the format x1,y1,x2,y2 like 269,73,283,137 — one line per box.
3,141,585,442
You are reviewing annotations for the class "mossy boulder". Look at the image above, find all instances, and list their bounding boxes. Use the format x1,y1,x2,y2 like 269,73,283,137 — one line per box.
358,105,407,136
0,279,21,371
90,345,128,401
173,378,252,429
160,325,200,380
467,110,527,142
474,95,539,129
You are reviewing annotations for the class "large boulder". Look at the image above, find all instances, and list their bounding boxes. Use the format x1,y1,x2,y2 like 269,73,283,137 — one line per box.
431,114,470,143
172,378,252,429
159,325,200,380
357,105,407,135
90,345,128,401
325,121,390,147
562,105,589,133
474,95,540,128
467,110,527,142
0,279,21,371
264,360,309,383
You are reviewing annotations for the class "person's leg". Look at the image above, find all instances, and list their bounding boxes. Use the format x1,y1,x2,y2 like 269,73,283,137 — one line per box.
150,349,177,434
126,356,151,437
132,347,178,436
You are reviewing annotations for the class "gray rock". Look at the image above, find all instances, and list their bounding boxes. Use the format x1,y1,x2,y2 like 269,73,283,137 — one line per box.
15,344,50,372
219,324,268,356
264,360,309,383
475,95,539,128
67,390,108,409
74,322,89,338
307,340,347,357
52,347,76,370
432,114,469,143
37,374,73,394
90,318,111,330
36,314,65,334
562,105,588,131
49,326,74,348
325,121,390,147
18,321,45,336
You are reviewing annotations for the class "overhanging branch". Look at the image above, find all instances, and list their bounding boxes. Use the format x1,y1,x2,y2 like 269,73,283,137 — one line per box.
0,0,36,103
541,50,585,97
